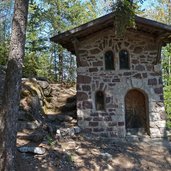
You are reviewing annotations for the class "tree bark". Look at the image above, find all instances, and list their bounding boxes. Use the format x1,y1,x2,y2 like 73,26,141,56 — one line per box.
0,0,29,170
53,45,58,81
58,51,63,83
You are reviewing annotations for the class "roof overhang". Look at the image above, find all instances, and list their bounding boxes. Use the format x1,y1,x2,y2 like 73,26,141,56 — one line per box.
50,12,171,54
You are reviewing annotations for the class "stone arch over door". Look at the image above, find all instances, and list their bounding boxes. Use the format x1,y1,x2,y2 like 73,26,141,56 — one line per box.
125,89,150,135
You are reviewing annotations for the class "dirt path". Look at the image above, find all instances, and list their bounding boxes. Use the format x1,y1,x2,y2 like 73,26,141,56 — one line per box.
16,134,171,171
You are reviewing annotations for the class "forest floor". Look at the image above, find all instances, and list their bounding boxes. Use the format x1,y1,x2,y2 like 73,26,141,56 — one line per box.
16,132,171,171
14,80,171,171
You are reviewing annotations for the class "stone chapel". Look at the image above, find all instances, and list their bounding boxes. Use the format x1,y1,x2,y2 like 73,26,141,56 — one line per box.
51,12,171,138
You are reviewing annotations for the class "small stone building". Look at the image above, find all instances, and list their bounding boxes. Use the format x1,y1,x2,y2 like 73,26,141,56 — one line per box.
51,13,171,138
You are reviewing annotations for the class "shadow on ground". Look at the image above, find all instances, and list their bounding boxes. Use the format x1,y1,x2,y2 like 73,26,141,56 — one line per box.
15,124,171,171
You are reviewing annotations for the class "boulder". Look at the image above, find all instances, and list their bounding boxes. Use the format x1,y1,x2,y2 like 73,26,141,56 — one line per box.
18,146,46,155
37,80,49,89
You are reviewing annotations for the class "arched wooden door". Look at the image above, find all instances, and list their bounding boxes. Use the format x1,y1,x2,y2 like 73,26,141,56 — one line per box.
125,89,149,134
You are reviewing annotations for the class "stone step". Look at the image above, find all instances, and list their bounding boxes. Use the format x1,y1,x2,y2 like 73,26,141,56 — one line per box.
45,110,77,122
58,92,76,98
65,110,77,117
18,121,41,131
60,90,76,96
44,103,76,114
48,87,73,95
49,92,76,101
61,121,77,128
57,95,76,103
17,131,45,143
47,114,76,122
48,96,76,105
58,102,76,112
56,100,76,108
59,110,77,118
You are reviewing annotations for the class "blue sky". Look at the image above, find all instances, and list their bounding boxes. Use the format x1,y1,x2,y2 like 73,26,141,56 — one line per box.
139,0,159,9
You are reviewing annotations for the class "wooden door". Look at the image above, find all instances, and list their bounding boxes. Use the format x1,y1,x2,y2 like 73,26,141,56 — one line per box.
125,89,147,130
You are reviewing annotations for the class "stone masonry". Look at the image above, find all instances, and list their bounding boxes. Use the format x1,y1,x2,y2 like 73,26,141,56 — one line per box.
76,28,166,138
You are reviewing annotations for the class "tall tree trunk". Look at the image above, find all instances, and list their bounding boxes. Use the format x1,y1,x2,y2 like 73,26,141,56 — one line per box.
53,45,58,81
0,0,29,170
57,44,63,83
58,51,63,83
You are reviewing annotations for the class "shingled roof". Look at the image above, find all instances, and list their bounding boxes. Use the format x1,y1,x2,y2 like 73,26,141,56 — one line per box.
50,12,171,54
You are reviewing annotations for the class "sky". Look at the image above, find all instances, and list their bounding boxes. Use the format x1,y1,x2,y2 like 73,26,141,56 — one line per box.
140,0,158,9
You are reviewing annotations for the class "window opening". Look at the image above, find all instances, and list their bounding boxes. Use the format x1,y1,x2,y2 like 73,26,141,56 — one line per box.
119,50,129,69
105,51,114,70
95,91,105,110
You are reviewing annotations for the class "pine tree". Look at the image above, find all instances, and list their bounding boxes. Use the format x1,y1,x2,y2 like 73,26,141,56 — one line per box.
24,0,49,78
0,0,13,66
144,0,171,128
43,0,97,82
0,0,29,170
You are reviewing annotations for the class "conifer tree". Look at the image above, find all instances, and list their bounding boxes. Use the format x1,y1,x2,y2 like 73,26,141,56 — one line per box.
0,0,29,170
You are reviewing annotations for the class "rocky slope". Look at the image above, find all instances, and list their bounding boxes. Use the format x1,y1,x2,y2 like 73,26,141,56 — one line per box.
17,78,77,144
1,68,171,171
19,78,77,127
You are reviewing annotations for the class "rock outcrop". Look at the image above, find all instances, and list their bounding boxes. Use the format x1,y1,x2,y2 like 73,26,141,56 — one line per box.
0,69,77,138
19,78,77,128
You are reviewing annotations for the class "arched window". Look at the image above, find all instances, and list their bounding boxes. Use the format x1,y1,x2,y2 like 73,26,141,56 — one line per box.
119,50,129,69
95,91,105,111
105,50,114,70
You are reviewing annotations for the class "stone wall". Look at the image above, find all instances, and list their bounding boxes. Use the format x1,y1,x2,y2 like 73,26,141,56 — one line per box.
76,28,166,138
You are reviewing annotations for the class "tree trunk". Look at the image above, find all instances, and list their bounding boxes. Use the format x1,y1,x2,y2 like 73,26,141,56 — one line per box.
56,44,63,83
58,51,63,83
53,45,58,81
0,0,29,170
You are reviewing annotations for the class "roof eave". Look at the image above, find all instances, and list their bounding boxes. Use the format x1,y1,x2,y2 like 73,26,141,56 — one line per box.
50,13,171,54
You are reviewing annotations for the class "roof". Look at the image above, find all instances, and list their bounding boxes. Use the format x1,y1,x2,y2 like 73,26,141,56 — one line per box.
50,12,171,54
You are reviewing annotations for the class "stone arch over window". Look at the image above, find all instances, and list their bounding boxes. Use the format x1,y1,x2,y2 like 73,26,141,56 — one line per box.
125,89,150,135
104,50,114,70
95,91,105,111
119,49,129,69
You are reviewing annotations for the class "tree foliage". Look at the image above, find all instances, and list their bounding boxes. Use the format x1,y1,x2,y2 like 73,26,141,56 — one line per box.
103,0,146,36
162,44,171,128
0,0,13,66
113,0,136,36
144,0,171,128
42,0,97,82
22,0,97,82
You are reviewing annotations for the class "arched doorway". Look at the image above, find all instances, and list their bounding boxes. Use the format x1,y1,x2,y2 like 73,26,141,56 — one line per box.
125,89,149,135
